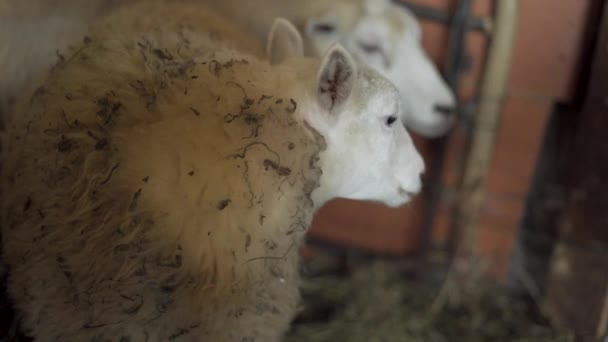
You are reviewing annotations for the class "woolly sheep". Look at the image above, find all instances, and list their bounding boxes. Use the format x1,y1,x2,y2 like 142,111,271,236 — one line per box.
0,0,455,137
1,1,424,341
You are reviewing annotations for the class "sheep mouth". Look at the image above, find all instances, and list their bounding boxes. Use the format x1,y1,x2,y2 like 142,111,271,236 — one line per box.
398,187,418,198
434,104,455,117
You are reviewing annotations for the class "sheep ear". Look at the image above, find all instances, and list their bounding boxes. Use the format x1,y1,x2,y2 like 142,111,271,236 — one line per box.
266,18,304,65
316,44,357,113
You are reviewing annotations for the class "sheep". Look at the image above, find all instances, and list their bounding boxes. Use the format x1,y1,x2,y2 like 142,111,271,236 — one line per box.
0,0,455,138
200,0,457,137
0,1,424,341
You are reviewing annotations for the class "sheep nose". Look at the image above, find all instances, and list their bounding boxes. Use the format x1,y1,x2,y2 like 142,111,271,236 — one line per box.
398,178,423,198
434,104,455,116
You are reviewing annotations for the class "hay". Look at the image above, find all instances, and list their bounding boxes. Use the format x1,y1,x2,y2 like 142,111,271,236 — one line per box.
285,248,574,342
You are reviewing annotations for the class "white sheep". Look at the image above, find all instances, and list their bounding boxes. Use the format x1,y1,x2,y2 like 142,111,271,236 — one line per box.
0,0,455,138
202,0,457,137
1,1,424,341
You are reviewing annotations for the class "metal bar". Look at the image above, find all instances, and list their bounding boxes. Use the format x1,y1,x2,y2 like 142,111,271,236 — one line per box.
418,0,473,256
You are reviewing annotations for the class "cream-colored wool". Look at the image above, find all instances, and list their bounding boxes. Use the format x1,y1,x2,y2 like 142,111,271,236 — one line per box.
1,1,424,341
3,3,322,341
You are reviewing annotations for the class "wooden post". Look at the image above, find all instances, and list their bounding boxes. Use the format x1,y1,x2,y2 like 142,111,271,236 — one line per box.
431,0,518,310
544,3,608,339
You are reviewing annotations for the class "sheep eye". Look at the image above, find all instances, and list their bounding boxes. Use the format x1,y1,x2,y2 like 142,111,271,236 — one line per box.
385,115,398,127
313,23,335,34
358,42,381,54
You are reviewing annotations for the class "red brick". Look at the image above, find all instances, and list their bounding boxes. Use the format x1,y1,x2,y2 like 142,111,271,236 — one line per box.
485,96,552,196
509,0,594,101
308,196,424,255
